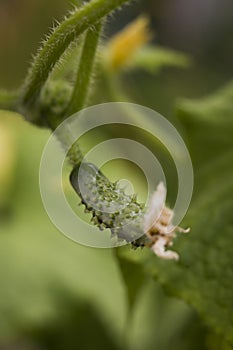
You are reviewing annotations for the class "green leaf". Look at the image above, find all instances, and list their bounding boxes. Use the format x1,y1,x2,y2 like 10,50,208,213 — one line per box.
118,81,233,347
0,112,127,347
129,46,191,73
156,82,233,346
129,280,212,350
115,248,146,311
176,81,233,166
147,157,233,346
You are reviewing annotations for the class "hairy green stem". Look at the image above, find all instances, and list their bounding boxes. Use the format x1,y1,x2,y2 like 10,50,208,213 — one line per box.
54,23,103,166
21,0,131,113
65,22,102,117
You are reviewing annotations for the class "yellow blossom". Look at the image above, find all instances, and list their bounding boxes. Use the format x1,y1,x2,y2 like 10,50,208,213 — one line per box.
105,16,152,71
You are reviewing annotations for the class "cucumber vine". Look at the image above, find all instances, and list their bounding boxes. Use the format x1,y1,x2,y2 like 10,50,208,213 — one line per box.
0,0,190,257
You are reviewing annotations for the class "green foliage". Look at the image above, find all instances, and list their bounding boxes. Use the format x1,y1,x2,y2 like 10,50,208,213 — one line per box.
0,1,232,348
130,46,192,73
0,112,127,347
128,280,211,350
0,112,211,350
177,81,233,166
116,249,147,311
118,81,233,347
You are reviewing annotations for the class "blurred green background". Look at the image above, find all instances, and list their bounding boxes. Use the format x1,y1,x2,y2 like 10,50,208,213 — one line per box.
0,0,233,349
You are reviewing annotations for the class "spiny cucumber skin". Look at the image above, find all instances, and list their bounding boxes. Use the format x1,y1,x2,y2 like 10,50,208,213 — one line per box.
70,163,148,245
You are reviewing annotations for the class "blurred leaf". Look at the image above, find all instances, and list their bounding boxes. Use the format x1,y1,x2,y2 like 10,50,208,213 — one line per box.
146,158,233,346
154,82,233,346
118,81,233,348
30,300,120,350
1,77,233,348
116,248,146,311
0,112,127,348
129,279,210,350
129,46,191,73
176,81,233,166
0,119,16,211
